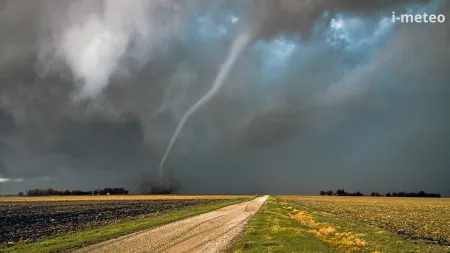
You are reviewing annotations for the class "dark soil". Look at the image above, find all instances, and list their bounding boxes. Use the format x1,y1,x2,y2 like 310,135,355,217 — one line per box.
0,199,222,245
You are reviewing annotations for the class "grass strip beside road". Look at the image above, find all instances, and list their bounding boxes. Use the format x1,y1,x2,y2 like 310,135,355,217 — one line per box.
4,198,251,253
231,196,334,253
231,196,450,253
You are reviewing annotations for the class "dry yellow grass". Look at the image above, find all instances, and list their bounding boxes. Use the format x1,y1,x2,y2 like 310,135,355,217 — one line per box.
0,195,252,202
291,210,367,252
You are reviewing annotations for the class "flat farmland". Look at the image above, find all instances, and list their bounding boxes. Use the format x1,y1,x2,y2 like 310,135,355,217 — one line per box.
232,196,450,253
280,196,450,247
0,195,252,251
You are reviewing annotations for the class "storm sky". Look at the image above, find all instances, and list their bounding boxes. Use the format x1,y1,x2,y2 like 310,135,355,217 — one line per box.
0,0,449,195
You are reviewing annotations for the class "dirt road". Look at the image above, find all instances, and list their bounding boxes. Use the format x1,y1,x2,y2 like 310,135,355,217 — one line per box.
73,195,268,253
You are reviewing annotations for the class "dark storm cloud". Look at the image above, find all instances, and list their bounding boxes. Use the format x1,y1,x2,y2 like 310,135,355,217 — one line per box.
0,108,14,135
234,105,303,150
0,158,6,176
53,117,151,172
0,0,449,195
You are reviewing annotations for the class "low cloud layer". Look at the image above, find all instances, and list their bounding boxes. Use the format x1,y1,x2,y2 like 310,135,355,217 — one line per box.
0,0,449,195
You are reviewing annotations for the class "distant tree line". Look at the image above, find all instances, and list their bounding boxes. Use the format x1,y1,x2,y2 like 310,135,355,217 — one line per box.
21,188,129,196
319,189,364,196
319,189,441,198
384,191,441,198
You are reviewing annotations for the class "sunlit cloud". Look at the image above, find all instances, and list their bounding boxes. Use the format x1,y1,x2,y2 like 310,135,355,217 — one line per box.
331,18,345,30
325,14,394,51
254,36,298,63
227,14,240,24
252,36,299,81
193,13,240,40
0,178,24,183
0,178,10,183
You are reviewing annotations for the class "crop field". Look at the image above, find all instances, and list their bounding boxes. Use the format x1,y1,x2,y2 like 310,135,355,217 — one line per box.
233,196,450,253
279,196,450,246
0,195,251,247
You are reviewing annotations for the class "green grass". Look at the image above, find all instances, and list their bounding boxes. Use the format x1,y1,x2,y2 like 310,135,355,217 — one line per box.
231,196,450,253
230,197,334,253
3,198,250,253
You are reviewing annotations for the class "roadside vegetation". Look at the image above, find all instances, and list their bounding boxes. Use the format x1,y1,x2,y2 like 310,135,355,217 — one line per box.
1,196,251,253
231,196,450,253
231,197,334,253
282,196,450,246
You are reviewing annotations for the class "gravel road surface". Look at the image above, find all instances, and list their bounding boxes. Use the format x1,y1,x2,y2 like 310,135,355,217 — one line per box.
73,195,268,253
